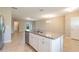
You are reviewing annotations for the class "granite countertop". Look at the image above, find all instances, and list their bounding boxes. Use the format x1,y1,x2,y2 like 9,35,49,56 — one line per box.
26,31,63,39
34,33,62,39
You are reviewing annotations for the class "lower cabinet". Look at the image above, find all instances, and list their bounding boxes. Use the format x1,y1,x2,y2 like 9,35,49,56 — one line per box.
39,37,51,52
29,33,39,51
29,33,34,47
32,35,39,51
29,33,63,52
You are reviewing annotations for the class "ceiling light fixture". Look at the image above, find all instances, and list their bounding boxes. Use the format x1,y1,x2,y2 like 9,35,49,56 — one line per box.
64,7,78,12
46,20,52,23
25,17,35,21
26,17,32,20
41,14,57,18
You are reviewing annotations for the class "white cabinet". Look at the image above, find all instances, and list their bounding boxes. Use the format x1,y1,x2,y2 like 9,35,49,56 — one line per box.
33,34,39,51
29,33,63,52
29,33,34,47
39,37,51,52
29,33,39,51
50,37,61,52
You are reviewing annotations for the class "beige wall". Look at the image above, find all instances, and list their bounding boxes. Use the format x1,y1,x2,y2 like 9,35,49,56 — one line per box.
33,10,79,37
34,16,65,34
65,11,79,37
19,20,26,32
0,7,12,43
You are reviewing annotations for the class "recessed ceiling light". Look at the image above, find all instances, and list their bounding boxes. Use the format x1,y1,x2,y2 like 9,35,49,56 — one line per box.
41,14,56,18
64,7,78,12
26,17,32,20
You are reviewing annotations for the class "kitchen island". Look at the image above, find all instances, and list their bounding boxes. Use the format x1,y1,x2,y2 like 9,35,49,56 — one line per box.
25,31,64,52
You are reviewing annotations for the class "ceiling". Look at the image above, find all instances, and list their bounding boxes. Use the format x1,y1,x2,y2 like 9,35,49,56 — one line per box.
12,7,66,21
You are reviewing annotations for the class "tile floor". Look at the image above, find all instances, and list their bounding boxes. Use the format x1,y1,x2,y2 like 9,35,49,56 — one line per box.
1,32,35,52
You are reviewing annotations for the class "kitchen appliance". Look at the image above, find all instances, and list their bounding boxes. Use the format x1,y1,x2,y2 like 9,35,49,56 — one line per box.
0,16,5,49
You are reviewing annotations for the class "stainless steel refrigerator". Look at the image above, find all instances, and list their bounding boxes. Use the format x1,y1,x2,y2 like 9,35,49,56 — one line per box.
0,16,5,49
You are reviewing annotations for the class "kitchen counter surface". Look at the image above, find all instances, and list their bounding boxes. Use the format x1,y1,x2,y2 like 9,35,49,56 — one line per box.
25,31,63,39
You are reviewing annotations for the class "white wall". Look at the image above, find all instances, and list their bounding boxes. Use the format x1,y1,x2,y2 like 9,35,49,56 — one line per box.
0,7,12,43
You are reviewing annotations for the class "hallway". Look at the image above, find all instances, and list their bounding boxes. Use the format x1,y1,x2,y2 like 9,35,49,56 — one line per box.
1,32,35,52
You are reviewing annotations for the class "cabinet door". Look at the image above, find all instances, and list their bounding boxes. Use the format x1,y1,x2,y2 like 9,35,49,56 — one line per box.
29,33,39,51
29,33,32,45
38,37,43,52
42,37,51,52
50,37,61,52
29,33,34,47
32,34,39,51
39,37,51,52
